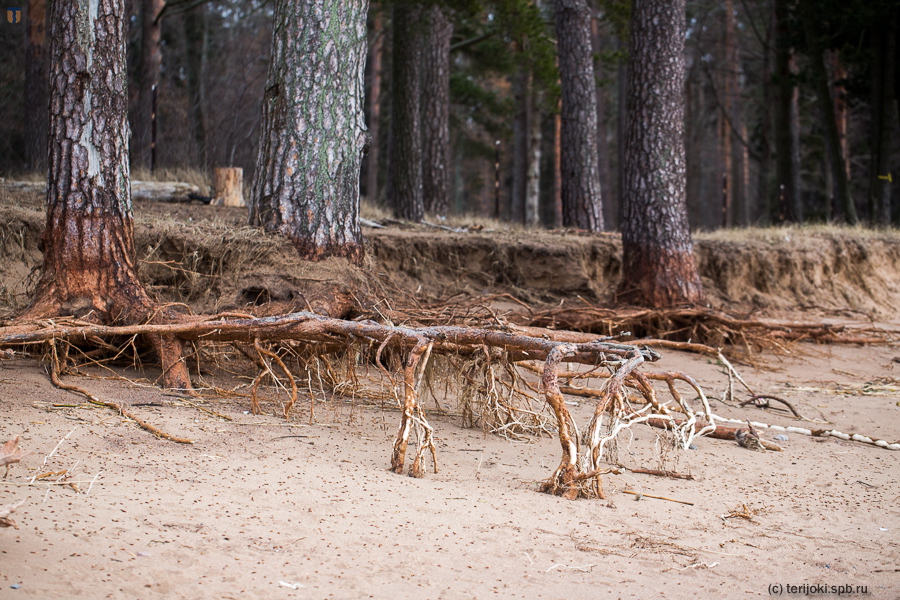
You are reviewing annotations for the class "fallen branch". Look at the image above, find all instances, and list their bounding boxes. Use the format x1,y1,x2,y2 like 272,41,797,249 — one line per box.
623,489,694,506
646,418,783,451
625,467,695,480
739,394,803,419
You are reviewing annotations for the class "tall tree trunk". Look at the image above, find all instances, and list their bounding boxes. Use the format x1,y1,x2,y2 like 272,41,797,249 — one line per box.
719,97,733,227
719,0,735,227
869,13,898,227
364,9,384,203
525,90,542,227
592,14,616,229
554,0,604,231
617,0,705,308
617,37,628,226
421,5,452,216
799,0,857,224
24,0,49,172
773,0,801,222
512,65,531,224
723,0,749,226
250,0,367,264
386,3,424,221
133,0,164,172
184,5,208,171
832,52,850,186
757,2,774,225
553,102,563,226
24,0,190,390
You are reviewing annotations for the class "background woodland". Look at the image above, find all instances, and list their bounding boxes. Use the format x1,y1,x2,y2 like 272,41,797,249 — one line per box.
0,0,897,230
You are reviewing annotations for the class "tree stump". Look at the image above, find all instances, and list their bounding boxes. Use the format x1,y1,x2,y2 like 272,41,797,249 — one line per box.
214,167,245,207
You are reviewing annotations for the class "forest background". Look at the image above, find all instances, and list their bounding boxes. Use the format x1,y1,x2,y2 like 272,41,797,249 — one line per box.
0,0,897,232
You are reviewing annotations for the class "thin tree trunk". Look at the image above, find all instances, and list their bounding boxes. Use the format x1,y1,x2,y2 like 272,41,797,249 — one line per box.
24,0,49,172
184,5,209,171
592,14,616,229
553,103,563,226
250,0,368,263
720,0,735,227
725,0,749,226
386,3,424,221
133,0,164,173
617,39,628,226
365,9,384,204
617,0,705,308
719,100,733,227
525,89,542,227
758,2,774,225
773,0,801,222
421,5,452,216
512,65,531,224
799,0,856,224
832,52,850,183
25,0,190,390
869,13,898,227
554,0,604,231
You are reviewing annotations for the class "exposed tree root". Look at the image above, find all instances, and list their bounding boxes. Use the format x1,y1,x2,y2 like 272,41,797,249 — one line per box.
0,311,716,495
383,300,898,359
520,305,898,349
46,341,193,444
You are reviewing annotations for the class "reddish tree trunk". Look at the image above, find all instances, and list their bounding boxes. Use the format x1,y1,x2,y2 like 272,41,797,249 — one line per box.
617,0,705,308
421,5,452,216
22,0,191,390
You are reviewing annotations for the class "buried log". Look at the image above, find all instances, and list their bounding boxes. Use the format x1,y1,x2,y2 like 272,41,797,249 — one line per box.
0,311,717,497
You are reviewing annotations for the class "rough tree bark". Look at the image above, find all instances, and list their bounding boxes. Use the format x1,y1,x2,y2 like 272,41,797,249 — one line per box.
421,5,452,216
616,0,706,308
22,0,191,390
24,0,49,172
387,3,425,222
773,0,802,222
250,0,368,264
554,0,604,231
133,0,164,172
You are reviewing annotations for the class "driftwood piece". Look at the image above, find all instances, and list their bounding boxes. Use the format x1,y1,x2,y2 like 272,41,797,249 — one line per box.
131,180,203,203
0,180,202,203
647,418,783,451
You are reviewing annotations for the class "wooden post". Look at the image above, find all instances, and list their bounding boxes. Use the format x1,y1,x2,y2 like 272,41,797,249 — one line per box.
214,167,245,207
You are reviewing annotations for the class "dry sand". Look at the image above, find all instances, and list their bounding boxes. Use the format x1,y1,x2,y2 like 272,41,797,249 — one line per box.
1,338,898,599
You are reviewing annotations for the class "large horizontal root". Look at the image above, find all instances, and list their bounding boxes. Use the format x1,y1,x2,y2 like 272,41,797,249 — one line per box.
1,311,724,491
